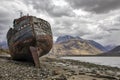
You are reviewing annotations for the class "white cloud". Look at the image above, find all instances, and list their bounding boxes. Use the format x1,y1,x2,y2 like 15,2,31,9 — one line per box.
73,9,90,16
52,0,68,7
0,0,120,46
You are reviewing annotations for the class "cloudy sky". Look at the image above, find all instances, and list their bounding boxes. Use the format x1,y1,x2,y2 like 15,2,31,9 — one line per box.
0,0,120,46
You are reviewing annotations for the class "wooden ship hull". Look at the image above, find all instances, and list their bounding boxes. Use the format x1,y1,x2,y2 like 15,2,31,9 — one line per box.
7,16,53,67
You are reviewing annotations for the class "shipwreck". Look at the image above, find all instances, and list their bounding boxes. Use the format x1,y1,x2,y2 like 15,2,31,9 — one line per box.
7,15,53,67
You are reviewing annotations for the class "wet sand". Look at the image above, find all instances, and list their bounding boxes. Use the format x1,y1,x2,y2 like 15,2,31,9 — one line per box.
0,55,119,80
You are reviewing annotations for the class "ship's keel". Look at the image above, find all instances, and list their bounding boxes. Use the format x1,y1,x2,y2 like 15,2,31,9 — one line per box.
30,46,40,68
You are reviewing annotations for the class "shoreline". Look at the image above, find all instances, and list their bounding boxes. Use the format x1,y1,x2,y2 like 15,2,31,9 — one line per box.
61,55,120,57
0,55,119,80
61,56,120,68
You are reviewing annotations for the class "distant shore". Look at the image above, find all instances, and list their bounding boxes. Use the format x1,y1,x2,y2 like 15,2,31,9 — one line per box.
0,54,119,80
61,55,120,57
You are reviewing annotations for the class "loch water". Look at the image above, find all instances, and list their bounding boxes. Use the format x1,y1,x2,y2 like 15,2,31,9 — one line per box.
62,57,120,68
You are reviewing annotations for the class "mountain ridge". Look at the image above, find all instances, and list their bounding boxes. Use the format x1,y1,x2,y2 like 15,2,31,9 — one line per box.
50,35,104,56
56,35,106,52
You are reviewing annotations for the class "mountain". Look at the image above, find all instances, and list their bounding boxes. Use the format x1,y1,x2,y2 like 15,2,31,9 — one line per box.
50,35,103,56
87,40,107,52
100,46,120,56
56,35,83,43
104,45,115,52
109,46,120,53
56,35,106,52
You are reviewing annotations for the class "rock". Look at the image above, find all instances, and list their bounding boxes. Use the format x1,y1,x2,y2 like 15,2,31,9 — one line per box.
51,74,67,80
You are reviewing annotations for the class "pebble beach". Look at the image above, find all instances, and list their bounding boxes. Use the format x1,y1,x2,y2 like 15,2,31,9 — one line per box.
0,55,120,80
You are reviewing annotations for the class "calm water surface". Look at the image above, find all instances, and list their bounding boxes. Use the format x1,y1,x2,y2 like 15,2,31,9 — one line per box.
62,57,120,68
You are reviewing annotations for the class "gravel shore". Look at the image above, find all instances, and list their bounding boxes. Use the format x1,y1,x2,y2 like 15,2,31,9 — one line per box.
0,55,120,80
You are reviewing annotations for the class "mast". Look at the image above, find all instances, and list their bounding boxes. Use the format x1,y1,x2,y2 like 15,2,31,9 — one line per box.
20,12,23,17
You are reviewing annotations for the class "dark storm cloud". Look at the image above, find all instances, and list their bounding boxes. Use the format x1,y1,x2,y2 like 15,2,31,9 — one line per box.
24,0,52,11
0,8,11,26
48,6,75,17
0,11,11,31
107,28,120,32
65,0,120,13
23,0,74,17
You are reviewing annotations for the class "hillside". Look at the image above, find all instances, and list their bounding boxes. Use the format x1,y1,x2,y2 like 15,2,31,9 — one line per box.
87,40,107,52
50,35,103,56
56,35,106,52
100,46,120,56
